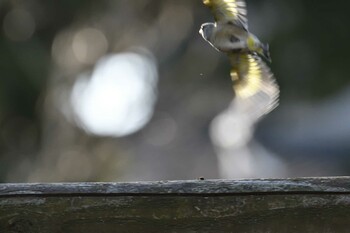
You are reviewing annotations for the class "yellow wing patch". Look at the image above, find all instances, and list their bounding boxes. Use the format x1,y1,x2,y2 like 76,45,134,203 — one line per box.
230,53,279,111
203,0,248,29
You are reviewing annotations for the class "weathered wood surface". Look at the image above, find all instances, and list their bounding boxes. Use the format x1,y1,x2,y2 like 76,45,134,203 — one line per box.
1,177,350,233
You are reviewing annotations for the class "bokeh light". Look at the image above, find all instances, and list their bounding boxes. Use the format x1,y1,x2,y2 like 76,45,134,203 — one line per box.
142,112,178,147
210,99,286,178
52,29,79,69
3,8,36,41
71,50,158,137
72,28,109,65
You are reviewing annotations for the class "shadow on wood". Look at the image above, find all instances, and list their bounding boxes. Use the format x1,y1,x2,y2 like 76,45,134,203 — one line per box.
1,177,350,233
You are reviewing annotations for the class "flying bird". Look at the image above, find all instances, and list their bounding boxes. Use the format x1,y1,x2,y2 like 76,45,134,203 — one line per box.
200,0,279,114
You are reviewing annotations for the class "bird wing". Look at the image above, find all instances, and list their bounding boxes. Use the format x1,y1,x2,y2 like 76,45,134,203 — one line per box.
230,53,279,115
203,0,248,30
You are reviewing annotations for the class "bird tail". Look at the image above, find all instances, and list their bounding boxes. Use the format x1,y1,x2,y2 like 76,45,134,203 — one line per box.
262,43,272,63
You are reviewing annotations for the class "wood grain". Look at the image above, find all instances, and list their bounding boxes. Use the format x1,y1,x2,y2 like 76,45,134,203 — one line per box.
1,178,350,233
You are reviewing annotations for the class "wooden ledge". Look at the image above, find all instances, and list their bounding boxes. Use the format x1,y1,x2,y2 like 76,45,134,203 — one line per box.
1,177,350,232
2,177,350,196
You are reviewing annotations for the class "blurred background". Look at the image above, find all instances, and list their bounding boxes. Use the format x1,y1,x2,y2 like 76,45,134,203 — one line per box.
0,0,350,182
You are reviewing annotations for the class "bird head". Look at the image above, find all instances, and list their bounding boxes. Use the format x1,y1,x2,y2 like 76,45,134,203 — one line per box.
199,23,215,42
247,35,271,62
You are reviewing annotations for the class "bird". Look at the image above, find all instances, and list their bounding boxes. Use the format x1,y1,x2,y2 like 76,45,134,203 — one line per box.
199,0,279,115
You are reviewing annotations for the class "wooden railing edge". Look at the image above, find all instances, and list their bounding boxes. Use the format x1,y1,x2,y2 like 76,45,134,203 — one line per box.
1,177,350,196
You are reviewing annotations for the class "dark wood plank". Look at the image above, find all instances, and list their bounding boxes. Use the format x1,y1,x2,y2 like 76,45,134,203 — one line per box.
2,177,350,196
1,178,350,233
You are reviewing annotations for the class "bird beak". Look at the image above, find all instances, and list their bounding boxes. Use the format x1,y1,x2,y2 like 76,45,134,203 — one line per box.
199,27,204,37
